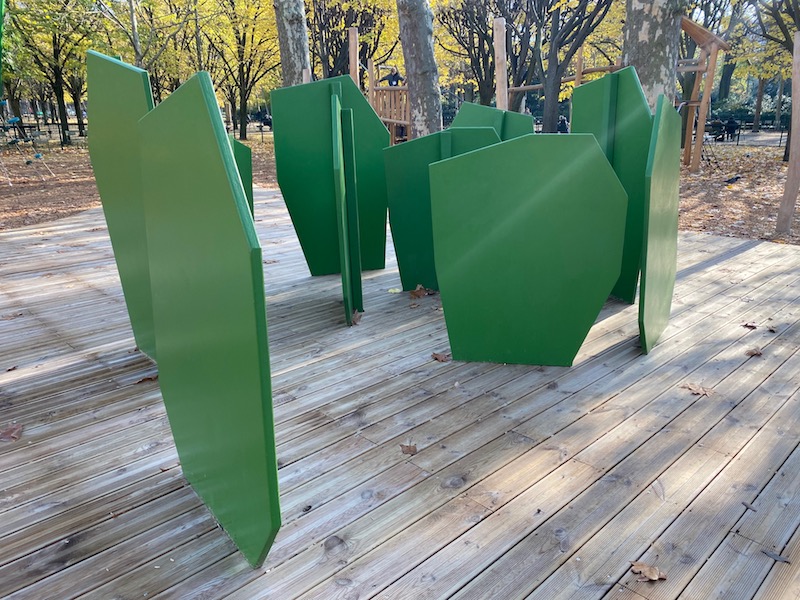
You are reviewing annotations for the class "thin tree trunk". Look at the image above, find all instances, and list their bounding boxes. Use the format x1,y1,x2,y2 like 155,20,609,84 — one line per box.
52,70,71,145
71,92,85,136
274,0,311,86
752,77,765,132
717,56,736,101
396,0,441,138
776,76,784,129
541,8,563,133
623,0,688,111
238,61,248,140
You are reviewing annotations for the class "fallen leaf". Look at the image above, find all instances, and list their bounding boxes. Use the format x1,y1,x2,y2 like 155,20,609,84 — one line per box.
0,312,23,321
768,326,777,333
681,383,714,397
742,322,758,330
742,501,757,512
410,284,437,299
351,311,363,325
135,375,159,384
0,423,24,442
432,352,452,363
651,479,666,501
409,303,420,309
6,366,18,372
388,288,402,294
745,348,763,357
630,561,667,581
400,443,417,455
762,549,791,564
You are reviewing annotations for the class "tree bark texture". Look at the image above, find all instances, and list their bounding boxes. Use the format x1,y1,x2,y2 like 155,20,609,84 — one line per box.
274,0,311,86
776,77,785,129
396,0,442,138
752,77,765,132
623,0,688,111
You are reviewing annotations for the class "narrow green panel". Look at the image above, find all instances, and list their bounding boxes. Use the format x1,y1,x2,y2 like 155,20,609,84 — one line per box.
86,50,156,359
139,72,280,567
229,135,254,216
332,93,354,325
384,127,501,290
342,108,364,313
639,96,681,353
272,76,389,275
430,134,628,366
572,67,653,304
450,102,535,140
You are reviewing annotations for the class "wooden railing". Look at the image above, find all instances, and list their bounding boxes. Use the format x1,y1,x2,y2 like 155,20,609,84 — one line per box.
366,56,410,144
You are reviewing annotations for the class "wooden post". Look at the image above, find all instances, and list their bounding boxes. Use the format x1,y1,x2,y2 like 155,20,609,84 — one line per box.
690,43,719,172
574,45,584,88
776,31,800,234
683,49,706,166
494,17,508,110
348,27,359,85
368,58,376,107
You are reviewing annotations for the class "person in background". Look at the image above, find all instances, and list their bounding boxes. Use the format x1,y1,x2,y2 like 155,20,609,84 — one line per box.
557,115,570,134
380,66,405,87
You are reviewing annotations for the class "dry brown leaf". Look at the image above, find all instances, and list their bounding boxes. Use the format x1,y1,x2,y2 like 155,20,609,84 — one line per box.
432,352,452,363
742,322,758,330
409,303,420,309
0,423,24,442
681,383,715,397
400,443,417,455
135,375,159,384
745,348,763,357
410,284,437,299
630,561,667,581
762,549,791,564
351,311,363,325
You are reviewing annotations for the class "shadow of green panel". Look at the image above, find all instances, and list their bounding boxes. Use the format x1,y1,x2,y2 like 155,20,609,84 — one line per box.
229,135,254,216
639,96,681,354
450,102,535,140
384,127,501,291
138,72,280,567
272,76,389,275
430,134,627,366
572,67,653,304
86,50,156,359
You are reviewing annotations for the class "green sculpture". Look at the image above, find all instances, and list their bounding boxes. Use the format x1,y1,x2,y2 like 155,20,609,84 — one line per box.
429,134,628,366
384,127,501,290
229,135,254,216
138,72,280,567
272,76,389,275
639,96,681,353
86,51,157,359
450,102,535,140
572,67,654,304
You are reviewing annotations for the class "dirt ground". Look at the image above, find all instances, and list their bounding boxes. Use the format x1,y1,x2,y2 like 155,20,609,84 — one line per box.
1,135,798,247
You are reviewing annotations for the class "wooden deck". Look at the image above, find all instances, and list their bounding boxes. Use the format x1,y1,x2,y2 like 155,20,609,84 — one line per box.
2,188,800,599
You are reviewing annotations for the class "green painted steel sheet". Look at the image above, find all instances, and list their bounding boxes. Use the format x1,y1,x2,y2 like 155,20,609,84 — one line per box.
572,67,653,304
342,108,364,313
229,135,254,216
272,75,389,275
384,127,501,290
138,72,280,567
86,51,157,359
450,102,535,140
639,96,681,354
430,134,628,366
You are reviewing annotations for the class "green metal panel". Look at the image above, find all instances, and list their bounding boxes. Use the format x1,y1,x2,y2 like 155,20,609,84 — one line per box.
384,127,501,290
450,102,535,140
572,67,653,304
342,108,364,313
430,134,628,366
229,135,254,216
86,51,156,360
639,96,681,354
138,72,280,567
272,75,389,275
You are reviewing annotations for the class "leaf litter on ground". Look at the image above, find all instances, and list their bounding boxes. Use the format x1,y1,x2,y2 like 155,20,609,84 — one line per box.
630,561,667,582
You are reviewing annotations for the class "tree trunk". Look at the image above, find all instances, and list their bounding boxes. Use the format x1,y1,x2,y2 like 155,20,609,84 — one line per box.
396,0,441,138
752,77,765,132
717,56,736,101
541,9,563,133
52,68,71,145
274,0,311,86
776,76,785,129
238,60,248,140
71,91,86,136
623,0,688,111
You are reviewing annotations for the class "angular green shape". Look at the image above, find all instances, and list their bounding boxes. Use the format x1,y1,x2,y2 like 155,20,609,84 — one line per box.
86,50,157,360
639,96,681,354
138,72,280,567
430,134,628,366
450,102,535,140
384,127,501,290
572,67,653,304
229,135,254,216
342,108,364,314
272,76,389,275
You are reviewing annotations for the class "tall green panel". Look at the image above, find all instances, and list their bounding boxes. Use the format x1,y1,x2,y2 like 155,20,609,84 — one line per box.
342,108,364,313
229,135,254,216
86,51,157,360
450,102,535,140
384,127,501,290
572,67,653,304
138,72,280,567
639,96,681,353
430,134,628,366
272,76,389,275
